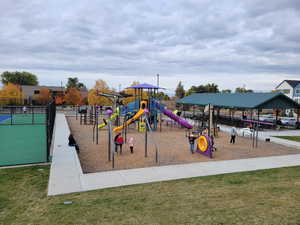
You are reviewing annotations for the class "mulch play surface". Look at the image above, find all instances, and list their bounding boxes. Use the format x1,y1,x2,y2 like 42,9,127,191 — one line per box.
67,116,300,173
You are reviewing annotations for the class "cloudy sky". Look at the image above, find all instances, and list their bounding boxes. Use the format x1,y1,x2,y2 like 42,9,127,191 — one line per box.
1,0,300,93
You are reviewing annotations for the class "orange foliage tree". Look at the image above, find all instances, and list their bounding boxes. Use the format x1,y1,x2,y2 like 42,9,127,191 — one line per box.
64,88,82,105
88,79,112,106
35,88,52,105
121,81,148,105
0,83,23,105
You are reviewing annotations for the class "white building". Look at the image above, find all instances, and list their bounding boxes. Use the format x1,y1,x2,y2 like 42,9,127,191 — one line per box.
275,80,300,104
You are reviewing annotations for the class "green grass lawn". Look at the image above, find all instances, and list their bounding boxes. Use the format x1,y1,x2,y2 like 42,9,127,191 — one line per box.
274,136,300,142
1,166,300,225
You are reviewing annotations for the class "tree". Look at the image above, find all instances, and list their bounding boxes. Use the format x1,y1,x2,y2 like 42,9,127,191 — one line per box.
222,89,232,93
175,81,185,98
0,83,23,105
88,79,112,106
64,88,82,105
121,81,149,105
156,91,170,101
1,71,38,85
235,87,253,93
185,83,219,96
66,77,87,90
35,88,52,104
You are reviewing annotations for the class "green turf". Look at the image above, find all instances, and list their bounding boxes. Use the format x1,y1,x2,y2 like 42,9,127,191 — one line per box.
273,136,300,142
0,113,46,125
0,123,47,166
0,166,300,225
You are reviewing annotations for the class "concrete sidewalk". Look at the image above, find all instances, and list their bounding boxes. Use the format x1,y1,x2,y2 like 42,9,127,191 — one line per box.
48,114,300,196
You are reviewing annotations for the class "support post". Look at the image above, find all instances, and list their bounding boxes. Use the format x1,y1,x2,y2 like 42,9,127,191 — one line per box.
145,117,148,158
96,107,99,145
256,109,260,148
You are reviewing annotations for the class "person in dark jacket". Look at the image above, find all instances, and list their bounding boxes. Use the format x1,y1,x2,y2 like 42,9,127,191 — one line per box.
68,133,76,146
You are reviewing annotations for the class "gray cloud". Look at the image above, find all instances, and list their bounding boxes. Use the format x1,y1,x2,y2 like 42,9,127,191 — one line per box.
0,0,299,91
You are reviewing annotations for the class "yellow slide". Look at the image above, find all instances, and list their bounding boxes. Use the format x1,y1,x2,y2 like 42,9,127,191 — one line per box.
113,100,147,133
113,109,145,132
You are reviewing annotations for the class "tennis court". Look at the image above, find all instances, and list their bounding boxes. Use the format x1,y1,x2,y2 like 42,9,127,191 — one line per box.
0,111,51,166
0,124,47,166
0,113,46,125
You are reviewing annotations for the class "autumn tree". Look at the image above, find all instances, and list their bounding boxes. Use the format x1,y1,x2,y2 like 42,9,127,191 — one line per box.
88,79,112,106
64,88,82,105
35,88,52,104
121,81,149,105
0,83,23,105
1,71,38,85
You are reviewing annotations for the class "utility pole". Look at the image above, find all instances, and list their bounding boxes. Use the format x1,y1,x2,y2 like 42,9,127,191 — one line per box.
157,74,160,87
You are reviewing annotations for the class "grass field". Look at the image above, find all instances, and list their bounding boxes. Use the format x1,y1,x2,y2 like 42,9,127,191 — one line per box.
274,136,300,142
0,166,300,225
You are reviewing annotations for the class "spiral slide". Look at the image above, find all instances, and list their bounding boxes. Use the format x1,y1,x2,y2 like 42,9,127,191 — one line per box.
154,101,193,129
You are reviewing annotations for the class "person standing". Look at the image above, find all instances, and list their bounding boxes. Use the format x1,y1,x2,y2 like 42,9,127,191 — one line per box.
22,106,27,114
128,137,135,153
114,133,121,153
230,126,238,144
188,133,197,153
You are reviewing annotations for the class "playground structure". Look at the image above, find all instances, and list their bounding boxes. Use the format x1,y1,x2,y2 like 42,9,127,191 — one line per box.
73,83,216,170
71,88,300,171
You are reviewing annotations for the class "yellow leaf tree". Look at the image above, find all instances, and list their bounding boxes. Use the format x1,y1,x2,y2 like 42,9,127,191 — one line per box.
35,88,52,105
88,79,112,106
0,83,23,105
64,88,82,105
121,81,148,105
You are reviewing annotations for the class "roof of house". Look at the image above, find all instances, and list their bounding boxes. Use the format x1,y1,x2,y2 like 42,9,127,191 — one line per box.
176,92,300,109
20,85,65,91
276,80,300,89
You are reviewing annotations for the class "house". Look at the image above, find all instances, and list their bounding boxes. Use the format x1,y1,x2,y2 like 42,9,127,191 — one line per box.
275,80,300,104
20,85,65,104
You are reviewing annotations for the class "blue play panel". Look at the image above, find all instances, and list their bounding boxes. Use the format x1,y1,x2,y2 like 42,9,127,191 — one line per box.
0,115,11,123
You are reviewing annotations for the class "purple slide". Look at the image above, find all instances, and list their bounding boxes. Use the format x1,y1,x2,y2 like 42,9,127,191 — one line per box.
154,101,193,129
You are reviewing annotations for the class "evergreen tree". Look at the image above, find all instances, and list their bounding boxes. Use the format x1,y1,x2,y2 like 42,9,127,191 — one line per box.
175,81,185,98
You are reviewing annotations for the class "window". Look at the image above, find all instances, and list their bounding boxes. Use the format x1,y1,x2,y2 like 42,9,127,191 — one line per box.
296,89,300,94
34,90,40,94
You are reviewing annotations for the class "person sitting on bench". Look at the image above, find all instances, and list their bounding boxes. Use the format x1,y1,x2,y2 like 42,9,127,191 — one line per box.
68,133,80,153
68,133,76,146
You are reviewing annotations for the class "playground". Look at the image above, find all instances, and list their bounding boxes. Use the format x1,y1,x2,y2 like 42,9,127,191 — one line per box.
64,83,300,173
67,116,300,173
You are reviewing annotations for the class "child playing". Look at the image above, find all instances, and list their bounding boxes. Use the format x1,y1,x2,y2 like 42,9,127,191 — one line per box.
115,133,124,154
128,137,135,153
188,133,198,154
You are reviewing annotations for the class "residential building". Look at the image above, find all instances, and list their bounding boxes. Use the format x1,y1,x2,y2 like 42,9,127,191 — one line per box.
20,85,65,104
275,80,300,104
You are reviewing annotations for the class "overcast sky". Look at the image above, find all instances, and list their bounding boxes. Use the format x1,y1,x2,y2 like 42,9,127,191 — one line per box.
1,0,300,93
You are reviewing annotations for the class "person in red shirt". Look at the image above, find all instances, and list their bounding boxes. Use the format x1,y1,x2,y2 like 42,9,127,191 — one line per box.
114,133,124,154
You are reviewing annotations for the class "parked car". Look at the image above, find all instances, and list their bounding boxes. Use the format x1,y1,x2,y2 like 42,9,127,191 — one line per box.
281,117,297,126
259,115,276,123
240,128,254,137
